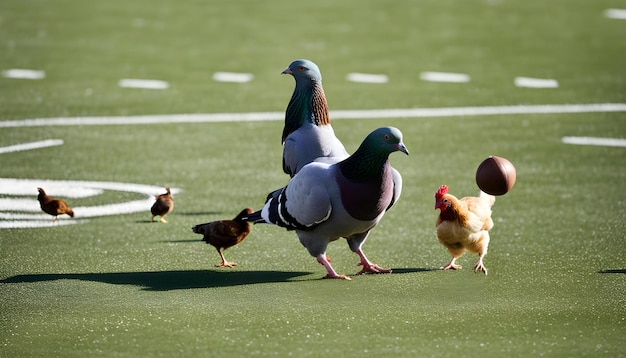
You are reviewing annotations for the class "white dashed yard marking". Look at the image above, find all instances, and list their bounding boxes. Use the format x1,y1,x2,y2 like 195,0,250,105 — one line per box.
346,73,389,84
562,136,626,148
605,9,626,20
1,104,624,128
118,78,169,89
514,77,559,88
420,71,470,83
212,72,254,83
2,69,46,80
0,139,64,154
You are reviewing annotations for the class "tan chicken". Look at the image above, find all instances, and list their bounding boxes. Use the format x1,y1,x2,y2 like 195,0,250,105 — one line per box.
192,208,253,268
434,185,495,275
37,187,74,223
151,187,174,223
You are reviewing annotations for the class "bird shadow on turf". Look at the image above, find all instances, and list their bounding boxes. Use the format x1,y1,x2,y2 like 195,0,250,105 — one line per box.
598,269,626,274
391,267,441,274
178,211,224,217
0,270,312,291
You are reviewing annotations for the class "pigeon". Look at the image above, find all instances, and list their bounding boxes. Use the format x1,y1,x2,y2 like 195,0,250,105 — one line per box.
246,127,408,280
37,188,74,223
280,59,349,177
151,187,174,223
192,208,253,268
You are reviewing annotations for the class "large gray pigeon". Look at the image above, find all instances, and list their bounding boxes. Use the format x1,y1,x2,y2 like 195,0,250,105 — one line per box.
246,127,408,280
280,59,349,177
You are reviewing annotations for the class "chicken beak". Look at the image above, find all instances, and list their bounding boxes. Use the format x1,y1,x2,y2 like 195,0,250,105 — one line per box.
281,67,293,75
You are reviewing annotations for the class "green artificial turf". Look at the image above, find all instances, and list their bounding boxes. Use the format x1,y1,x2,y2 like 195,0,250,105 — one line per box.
1,0,625,357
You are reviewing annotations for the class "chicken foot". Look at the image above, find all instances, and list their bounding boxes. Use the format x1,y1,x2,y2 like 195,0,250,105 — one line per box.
473,255,488,275
216,249,237,268
441,257,462,271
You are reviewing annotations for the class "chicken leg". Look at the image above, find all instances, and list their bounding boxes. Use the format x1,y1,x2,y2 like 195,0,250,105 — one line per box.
473,255,488,275
216,248,237,268
441,257,462,271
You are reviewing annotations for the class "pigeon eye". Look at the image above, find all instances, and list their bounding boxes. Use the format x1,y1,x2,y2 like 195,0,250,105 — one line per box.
298,66,305,71
384,134,390,141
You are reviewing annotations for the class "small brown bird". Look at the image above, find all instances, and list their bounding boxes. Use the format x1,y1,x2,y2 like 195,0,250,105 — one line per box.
37,187,74,223
151,187,174,223
192,208,253,268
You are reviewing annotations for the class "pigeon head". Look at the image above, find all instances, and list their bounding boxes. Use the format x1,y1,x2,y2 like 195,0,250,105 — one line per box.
360,126,409,157
282,59,322,83
339,127,408,182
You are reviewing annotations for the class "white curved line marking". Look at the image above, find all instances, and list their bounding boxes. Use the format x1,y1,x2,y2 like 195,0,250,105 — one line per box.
0,178,181,229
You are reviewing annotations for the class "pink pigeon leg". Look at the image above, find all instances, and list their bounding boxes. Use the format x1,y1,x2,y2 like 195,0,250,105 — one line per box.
355,249,392,275
317,254,351,280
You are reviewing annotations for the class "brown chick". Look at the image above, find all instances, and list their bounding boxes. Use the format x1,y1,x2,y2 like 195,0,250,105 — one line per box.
151,187,174,223
192,208,253,268
434,185,495,275
37,187,75,223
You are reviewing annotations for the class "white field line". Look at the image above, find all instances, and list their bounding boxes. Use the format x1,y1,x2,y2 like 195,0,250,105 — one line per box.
0,139,64,154
118,78,169,89
562,136,626,148
346,73,389,83
1,103,625,128
212,72,254,83
420,71,470,83
514,77,559,88
605,9,626,20
2,69,46,80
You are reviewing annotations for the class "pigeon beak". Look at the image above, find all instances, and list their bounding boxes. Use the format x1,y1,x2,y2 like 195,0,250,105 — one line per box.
397,142,409,155
281,67,293,75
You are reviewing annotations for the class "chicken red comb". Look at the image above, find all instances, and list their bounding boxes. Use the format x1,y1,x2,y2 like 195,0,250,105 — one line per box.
435,185,449,200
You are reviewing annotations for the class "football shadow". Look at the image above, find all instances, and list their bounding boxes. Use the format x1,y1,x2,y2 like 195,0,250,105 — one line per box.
0,270,312,291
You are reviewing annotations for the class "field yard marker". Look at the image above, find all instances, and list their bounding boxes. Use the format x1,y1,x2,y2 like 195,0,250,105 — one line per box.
2,69,46,80
420,71,470,83
346,73,389,83
1,103,625,128
0,139,64,154
118,78,169,89
604,9,626,20
514,77,559,88
562,136,626,148
212,72,254,83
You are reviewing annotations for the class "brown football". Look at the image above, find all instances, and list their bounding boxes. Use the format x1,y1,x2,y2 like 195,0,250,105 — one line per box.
475,156,516,195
